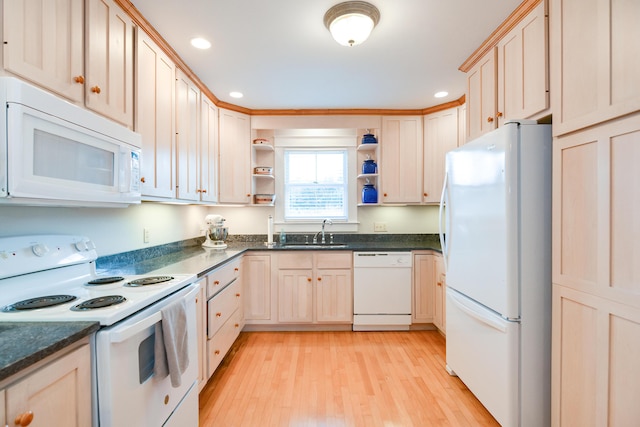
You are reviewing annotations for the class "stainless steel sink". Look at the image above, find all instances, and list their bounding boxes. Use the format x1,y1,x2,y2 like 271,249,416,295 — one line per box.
281,243,348,249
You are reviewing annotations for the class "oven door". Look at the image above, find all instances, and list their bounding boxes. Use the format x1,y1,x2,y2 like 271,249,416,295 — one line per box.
95,283,199,427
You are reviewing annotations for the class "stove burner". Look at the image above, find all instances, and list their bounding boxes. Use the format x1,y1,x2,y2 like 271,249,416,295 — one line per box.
87,276,125,286
125,276,174,287
71,295,127,311
2,295,78,312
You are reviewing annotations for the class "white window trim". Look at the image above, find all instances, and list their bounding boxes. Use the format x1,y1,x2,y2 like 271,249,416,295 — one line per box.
274,129,358,233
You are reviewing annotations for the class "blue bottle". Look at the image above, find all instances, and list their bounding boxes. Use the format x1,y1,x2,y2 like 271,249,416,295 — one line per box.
362,183,378,203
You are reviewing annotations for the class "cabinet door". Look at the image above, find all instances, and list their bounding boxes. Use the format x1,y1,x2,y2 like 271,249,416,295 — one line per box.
175,69,200,201
3,0,84,102
466,48,497,141
278,269,313,323
85,0,134,127
5,344,91,427
412,253,435,323
380,116,423,203
219,109,251,204
135,29,176,198
434,254,446,333
315,268,352,323
497,1,548,126
551,0,640,136
423,108,459,203
200,96,219,203
243,254,271,322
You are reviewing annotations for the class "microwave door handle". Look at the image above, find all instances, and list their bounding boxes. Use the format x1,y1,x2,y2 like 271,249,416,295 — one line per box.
109,311,162,343
119,150,130,193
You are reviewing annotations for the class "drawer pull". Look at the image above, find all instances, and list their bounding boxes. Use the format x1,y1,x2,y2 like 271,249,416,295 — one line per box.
216,312,222,317
234,268,239,272
235,293,240,297
234,323,239,328
214,280,220,285
214,350,220,355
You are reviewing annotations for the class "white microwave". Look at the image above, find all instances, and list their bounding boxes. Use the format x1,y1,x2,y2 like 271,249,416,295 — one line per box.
0,77,141,207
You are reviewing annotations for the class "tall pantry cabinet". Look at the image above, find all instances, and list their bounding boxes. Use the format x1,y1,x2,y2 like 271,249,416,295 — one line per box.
550,0,640,425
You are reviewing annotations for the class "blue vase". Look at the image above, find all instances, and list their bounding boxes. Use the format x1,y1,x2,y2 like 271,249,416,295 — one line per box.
362,184,378,203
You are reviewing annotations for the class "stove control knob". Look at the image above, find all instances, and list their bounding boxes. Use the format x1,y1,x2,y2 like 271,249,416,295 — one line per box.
32,243,49,257
75,241,88,251
86,240,96,250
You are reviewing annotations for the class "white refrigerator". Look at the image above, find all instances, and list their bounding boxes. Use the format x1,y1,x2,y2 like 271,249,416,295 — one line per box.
439,121,552,426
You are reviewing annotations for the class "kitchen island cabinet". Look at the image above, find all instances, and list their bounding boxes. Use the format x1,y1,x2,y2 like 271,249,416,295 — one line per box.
2,341,91,427
2,0,84,103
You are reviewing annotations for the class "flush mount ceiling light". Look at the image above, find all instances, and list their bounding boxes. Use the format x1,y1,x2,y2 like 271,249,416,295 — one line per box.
190,37,211,49
324,1,380,47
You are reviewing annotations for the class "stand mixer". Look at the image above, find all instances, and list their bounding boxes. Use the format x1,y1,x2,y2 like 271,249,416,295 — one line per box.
202,214,228,249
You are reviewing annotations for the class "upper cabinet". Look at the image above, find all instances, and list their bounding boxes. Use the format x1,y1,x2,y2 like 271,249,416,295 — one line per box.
464,0,549,141
2,0,85,102
3,0,135,127
135,28,176,199
200,96,219,203
219,108,251,204
423,107,459,204
175,69,201,201
380,116,423,204
550,0,640,136
85,0,134,128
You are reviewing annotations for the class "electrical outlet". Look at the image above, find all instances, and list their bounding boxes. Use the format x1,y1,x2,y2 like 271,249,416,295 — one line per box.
374,222,387,232
143,228,150,243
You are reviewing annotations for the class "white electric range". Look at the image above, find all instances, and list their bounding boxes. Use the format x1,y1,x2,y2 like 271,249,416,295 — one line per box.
0,235,200,427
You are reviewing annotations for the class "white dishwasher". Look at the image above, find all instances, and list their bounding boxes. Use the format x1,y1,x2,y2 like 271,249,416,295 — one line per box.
353,251,412,331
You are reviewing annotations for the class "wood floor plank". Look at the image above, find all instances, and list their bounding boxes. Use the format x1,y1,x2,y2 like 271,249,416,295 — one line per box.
199,331,499,426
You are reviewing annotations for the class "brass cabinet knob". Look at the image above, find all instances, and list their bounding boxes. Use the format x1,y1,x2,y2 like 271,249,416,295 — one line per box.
74,75,84,84
424,192,428,197
140,177,146,183
91,85,101,94
234,323,239,328
487,116,494,123
216,312,222,317
14,411,34,426
235,293,240,297
317,277,322,281
234,268,239,272
307,277,312,282
164,395,169,405
201,189,207,193
214,280,220,285
496,111,503,118
214,350,220,355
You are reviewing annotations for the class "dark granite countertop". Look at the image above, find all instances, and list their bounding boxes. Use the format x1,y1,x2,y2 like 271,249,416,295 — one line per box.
96,234,442,277
0,321,99,383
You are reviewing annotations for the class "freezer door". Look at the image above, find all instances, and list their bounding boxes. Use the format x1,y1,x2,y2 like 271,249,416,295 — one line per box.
444,123,520,318
446,288,519,427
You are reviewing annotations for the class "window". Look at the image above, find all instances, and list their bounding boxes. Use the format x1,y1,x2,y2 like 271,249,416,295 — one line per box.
284,150,348,220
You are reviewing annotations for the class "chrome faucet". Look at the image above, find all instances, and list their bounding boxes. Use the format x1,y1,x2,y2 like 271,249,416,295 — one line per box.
313,219,333,244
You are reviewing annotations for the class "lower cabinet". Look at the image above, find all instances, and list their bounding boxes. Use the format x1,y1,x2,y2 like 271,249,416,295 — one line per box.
276,251,352,325
203,257,242,380
194,278,207,391
243,253,272,324
2,342,91,427
412,251,446,333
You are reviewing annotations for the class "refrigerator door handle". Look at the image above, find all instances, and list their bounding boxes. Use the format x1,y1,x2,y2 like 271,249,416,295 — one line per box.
448,290,508,333
439,170,449,271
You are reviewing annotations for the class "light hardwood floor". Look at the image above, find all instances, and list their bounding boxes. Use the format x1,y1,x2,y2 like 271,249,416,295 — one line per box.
199,331,499,426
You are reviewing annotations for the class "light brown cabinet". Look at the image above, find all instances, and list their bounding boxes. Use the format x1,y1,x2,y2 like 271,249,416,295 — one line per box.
175,69,200,201
219,108,252,204
422,108,459,204
243,253,272,323
135,28,176,199
380,116,423,204
412,251,445,333
433,254,446,333
551,113,640,426
2,0,84,102
85,0,134,127
550,0,640,136
276,251,352,324
2,343,91,427
465,0,548,141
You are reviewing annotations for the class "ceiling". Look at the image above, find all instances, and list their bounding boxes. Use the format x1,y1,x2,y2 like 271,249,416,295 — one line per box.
130,0,522,111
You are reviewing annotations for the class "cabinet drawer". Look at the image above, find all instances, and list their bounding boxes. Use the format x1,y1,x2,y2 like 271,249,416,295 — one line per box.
315,251,352,269
206,308,242,377
207,278,241,339
207,257,241,298
278,252,313,269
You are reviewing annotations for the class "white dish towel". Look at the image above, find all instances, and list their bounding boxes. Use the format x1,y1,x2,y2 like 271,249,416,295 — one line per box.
154,298,190,387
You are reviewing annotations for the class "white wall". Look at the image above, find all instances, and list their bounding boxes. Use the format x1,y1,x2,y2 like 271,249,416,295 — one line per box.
1,203,440,256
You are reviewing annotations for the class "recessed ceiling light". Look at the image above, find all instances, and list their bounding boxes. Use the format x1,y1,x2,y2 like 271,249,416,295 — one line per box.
434,91,448,98
190,38,211,49
229,92,243,99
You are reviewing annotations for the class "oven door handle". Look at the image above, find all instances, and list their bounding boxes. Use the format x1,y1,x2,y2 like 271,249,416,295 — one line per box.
108,283,199,343
109,311,162,343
